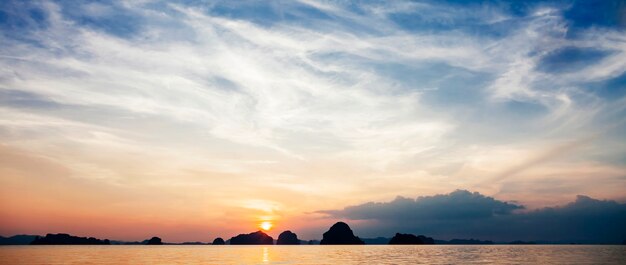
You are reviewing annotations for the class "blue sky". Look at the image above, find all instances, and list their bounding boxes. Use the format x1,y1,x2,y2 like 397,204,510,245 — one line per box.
0,0,625,241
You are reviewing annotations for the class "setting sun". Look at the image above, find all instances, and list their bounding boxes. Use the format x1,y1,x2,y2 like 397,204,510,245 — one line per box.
260,221,273,231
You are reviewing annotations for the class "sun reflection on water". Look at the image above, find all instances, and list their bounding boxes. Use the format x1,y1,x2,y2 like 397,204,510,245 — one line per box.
262,247,269,263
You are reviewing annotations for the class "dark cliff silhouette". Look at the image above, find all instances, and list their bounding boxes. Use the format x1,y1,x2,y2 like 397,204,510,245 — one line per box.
276,230,300,245
229,231,273,245
146,237,163,245
30,233,110,245
212,237,225,245
388,233,434,244
320,222,364,245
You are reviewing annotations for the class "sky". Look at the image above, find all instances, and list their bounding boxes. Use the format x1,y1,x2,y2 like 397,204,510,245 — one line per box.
0,0,625,243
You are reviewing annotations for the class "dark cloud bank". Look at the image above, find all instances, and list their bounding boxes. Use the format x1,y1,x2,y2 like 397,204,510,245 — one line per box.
319,190,626,244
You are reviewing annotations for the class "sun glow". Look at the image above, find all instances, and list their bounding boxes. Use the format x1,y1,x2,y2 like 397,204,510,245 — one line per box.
260,221,273,231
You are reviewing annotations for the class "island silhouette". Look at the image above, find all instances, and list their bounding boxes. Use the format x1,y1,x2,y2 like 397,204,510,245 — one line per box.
212,237,225,245
30,233,110,245
320,222,365,245
146,237,163,245
388,233,434,245
276,230,300,245
229,231,273,245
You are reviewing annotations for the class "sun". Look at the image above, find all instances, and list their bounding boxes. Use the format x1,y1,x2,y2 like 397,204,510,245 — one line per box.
260,221,273,231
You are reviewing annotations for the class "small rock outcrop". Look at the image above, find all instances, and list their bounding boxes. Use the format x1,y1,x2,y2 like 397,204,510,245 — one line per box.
30,233,110,245
388,233,434,245
146,237,163,245
212,237,225,245
276,231,300,245
320,222,364,245
229,231,273,245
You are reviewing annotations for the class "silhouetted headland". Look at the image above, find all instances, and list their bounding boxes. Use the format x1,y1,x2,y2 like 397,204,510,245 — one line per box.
146,237,163,245
320,222,364,245
212,237,225,245
229,231,273,245
276,230,300,245
389,233,434,245
30,233,110,245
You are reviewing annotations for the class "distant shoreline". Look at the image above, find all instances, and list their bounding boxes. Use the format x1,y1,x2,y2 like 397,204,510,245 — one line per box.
2,221,624,246
2,234,624,246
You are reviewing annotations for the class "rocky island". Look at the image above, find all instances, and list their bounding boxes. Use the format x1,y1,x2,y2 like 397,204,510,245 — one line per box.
146,237,163,245
229,231,273,245
320,222,364,245
212,237,225,245
276,230,300,245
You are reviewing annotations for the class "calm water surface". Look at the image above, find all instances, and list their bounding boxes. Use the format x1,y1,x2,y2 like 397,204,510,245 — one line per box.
1,245,625,264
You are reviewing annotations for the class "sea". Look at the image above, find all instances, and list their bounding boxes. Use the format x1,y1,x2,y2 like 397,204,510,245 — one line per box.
1,245,625,264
